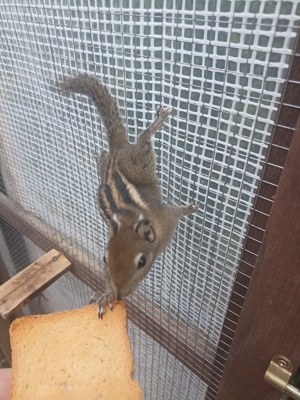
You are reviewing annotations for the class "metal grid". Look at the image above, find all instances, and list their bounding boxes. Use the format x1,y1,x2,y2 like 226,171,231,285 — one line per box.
0,1,299,399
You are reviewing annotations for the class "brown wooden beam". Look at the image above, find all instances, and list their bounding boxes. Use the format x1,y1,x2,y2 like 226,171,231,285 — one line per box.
0,249,71,318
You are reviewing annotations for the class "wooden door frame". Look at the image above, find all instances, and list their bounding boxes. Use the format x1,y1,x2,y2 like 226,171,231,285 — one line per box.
205,84,300,400
205,31,300,400
214,102,300,400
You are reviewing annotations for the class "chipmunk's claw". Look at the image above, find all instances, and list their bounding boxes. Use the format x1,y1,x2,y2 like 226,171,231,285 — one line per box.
90,291,115,319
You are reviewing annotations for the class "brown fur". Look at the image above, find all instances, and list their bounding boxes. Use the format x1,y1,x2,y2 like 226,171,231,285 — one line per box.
57,75,198,318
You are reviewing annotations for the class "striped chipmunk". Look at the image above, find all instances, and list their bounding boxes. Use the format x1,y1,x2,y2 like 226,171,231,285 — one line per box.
58,75,198,318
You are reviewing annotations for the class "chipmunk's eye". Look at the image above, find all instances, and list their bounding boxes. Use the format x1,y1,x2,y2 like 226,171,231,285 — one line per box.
103,255,107,265
137,255,147,269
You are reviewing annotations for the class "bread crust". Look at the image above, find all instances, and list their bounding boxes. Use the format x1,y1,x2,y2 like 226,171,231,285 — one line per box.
10,303,143,400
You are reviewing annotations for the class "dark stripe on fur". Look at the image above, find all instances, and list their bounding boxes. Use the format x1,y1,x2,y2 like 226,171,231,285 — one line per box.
104,184,117,213
112,171,136,206
97,191,111,221
97,191,118,234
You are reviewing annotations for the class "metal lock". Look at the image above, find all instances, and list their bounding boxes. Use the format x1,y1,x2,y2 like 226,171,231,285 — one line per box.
264,354,300,400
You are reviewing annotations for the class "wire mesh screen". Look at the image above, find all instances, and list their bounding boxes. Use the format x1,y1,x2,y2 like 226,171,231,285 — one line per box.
0,1,299,399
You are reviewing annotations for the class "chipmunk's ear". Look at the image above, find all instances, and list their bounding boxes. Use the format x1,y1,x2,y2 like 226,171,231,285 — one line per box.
135,215,156,243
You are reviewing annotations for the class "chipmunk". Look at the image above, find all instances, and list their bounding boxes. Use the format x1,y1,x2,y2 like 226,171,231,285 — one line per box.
57,74,198,318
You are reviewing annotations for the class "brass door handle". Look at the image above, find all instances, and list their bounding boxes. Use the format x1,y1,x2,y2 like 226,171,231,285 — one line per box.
264,355,300,400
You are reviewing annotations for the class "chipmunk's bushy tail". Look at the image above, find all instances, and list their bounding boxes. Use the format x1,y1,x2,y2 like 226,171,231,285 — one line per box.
57,75,128,150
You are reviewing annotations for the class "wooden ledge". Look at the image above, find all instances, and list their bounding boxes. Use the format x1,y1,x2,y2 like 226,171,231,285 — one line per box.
0,249,71,318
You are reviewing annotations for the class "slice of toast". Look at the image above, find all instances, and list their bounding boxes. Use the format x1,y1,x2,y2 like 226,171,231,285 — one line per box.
10,303,143,400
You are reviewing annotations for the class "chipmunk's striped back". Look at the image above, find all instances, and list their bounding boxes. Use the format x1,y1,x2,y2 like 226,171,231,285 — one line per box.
97,159,150,233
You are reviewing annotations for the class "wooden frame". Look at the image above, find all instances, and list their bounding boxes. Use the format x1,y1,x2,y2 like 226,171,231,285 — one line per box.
205,33,300,399
0,249,71,318
214,102,300,400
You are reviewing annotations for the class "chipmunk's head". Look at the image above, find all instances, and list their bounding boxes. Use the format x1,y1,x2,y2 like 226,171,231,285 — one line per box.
104,213,158,300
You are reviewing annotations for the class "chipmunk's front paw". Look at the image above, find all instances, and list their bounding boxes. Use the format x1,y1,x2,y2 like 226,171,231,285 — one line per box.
156,105,173,119
188,202,199,213
90,291,115,319
182,202,199,215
